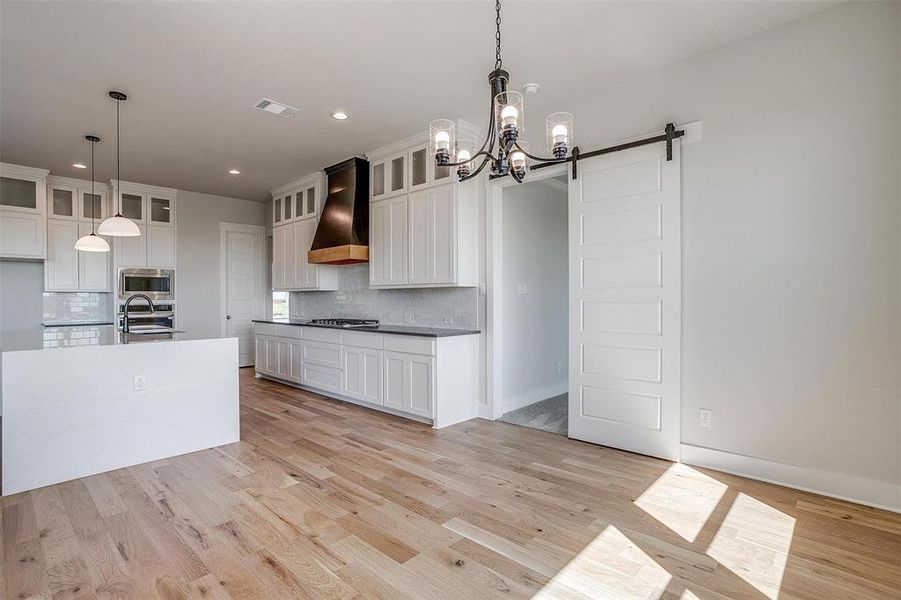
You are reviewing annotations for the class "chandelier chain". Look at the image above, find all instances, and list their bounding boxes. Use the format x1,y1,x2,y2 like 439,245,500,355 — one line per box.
495,0,502,70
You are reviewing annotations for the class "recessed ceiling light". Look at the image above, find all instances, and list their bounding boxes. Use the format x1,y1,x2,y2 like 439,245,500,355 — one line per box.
228,169,240,175
72,163,87,169
330,112,349,120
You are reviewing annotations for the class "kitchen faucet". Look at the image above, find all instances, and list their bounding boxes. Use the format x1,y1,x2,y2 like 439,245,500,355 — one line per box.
122,294,156,333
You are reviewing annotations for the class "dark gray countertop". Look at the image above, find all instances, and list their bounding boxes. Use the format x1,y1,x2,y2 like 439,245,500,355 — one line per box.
252,319,480,338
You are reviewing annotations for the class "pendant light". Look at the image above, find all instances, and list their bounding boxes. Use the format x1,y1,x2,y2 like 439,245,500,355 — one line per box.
98,90,141,237
74,135,111,252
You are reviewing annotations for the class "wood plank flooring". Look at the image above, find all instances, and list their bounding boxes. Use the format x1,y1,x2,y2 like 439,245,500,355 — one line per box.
2,368,899,599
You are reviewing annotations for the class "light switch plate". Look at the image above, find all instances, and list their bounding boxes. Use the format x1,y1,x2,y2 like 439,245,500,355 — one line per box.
516,283,528,295
699,408,712,428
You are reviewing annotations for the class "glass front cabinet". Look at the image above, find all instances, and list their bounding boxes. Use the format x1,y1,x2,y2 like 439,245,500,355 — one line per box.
0,163,49,259
269,172,336,291
112,181,177,270
44,175,112,291
367,123,479,290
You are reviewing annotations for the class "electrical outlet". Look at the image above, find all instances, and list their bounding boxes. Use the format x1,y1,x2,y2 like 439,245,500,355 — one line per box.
699,408,712,428
479,283,487,296
516,282,528,295
134,373,147,392
443,315,453,325
404,314,414,323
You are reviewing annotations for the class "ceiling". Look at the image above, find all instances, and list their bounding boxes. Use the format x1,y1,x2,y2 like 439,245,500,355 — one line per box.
0,1,833,202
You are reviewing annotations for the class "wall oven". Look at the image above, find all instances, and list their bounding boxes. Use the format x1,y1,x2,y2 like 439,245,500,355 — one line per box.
118,268,175,301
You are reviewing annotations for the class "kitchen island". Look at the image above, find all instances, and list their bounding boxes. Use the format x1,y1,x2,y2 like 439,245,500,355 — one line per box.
1,325,239,495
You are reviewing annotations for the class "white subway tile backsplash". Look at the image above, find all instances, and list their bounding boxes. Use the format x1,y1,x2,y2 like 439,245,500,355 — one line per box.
43,292,112,325
289,265,478,329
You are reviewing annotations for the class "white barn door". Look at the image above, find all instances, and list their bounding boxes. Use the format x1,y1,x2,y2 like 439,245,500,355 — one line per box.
568,141,681,460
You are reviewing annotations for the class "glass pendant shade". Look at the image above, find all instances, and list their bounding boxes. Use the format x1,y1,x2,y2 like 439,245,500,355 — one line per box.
429,119,456,156
494,90,524,136
74,232,111,252
509,140,529,170
455,139,475,177
546,112,573,154
98,214,141,237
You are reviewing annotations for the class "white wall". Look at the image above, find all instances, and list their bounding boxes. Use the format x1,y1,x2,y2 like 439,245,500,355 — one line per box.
176,190,268,339
0,260,43,331
481,1,900,509
501,180,568,414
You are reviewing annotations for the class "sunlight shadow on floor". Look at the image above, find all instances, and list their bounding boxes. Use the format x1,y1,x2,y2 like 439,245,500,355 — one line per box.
633,463,728,543
707,492,796,600
534,525,672,599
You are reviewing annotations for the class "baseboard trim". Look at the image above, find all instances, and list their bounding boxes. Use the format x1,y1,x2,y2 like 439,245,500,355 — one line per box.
502,381,567,415
680,443,900,513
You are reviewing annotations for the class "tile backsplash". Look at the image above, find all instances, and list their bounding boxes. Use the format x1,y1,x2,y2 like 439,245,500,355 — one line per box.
290,265,479,329
43,292,112,325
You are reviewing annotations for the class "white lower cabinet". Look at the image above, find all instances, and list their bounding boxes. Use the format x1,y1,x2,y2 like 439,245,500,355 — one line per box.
383,351,433,418
254,324,478,428
343,346,383,405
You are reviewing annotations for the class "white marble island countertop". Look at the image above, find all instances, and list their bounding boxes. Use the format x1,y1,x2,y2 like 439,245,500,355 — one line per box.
1,325,217,353
1,325,240,496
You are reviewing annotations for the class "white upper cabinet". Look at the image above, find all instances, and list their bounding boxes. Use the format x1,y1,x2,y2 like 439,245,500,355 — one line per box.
0,163,49,259
112,181,176,269
44,176,112,291
367,124,479,289
46,220,80,290
270,172,337,291
369,195,408,287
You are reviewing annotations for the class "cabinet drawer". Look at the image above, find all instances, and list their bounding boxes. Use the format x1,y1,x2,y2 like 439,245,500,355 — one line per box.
302,326,342,344
302,364,342,394
302,341,342,368
383,335,435,356
255,323,277,336
342,330,383,349
276,325,303,340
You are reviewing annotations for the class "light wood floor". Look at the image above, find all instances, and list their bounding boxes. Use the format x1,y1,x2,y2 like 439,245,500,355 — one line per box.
3,368,899,599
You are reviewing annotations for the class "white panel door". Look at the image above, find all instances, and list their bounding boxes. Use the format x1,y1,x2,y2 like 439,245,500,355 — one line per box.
569,141,681,461
117,222,147,267
370,195,409,285
342,346,363,399
46,220,79,290
359,349,383,405
224,228,262,367
147,224,175,268
77,222,110,291
294,219,318,289
430,185,456,284
408,190,430,284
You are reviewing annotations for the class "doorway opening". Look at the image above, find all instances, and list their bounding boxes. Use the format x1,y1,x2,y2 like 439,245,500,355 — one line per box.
496,175,569,435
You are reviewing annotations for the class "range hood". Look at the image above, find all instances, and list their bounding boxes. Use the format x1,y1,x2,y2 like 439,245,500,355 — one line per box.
308,157,370,264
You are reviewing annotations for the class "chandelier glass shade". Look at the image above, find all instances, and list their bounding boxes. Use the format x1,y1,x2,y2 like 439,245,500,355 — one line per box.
429,0,573,184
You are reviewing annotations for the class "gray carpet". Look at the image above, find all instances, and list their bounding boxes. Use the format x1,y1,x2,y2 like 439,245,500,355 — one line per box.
498,393,568,435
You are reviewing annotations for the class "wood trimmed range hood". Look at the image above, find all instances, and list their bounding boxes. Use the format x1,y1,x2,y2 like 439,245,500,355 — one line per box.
308,157,370,265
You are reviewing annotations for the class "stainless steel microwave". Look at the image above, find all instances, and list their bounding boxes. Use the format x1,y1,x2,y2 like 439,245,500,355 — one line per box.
118,268,175,301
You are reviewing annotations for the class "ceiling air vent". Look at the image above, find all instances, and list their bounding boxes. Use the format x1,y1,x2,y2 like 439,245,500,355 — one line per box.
254,98,298,118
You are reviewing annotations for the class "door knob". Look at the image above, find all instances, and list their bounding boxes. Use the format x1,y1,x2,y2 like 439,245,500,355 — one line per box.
226,315,232,320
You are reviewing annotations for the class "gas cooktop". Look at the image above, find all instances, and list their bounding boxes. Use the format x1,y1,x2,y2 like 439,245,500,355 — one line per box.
308,318,379,328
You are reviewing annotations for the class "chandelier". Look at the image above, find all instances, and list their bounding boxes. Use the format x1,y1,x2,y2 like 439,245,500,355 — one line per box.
429,0,573,184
